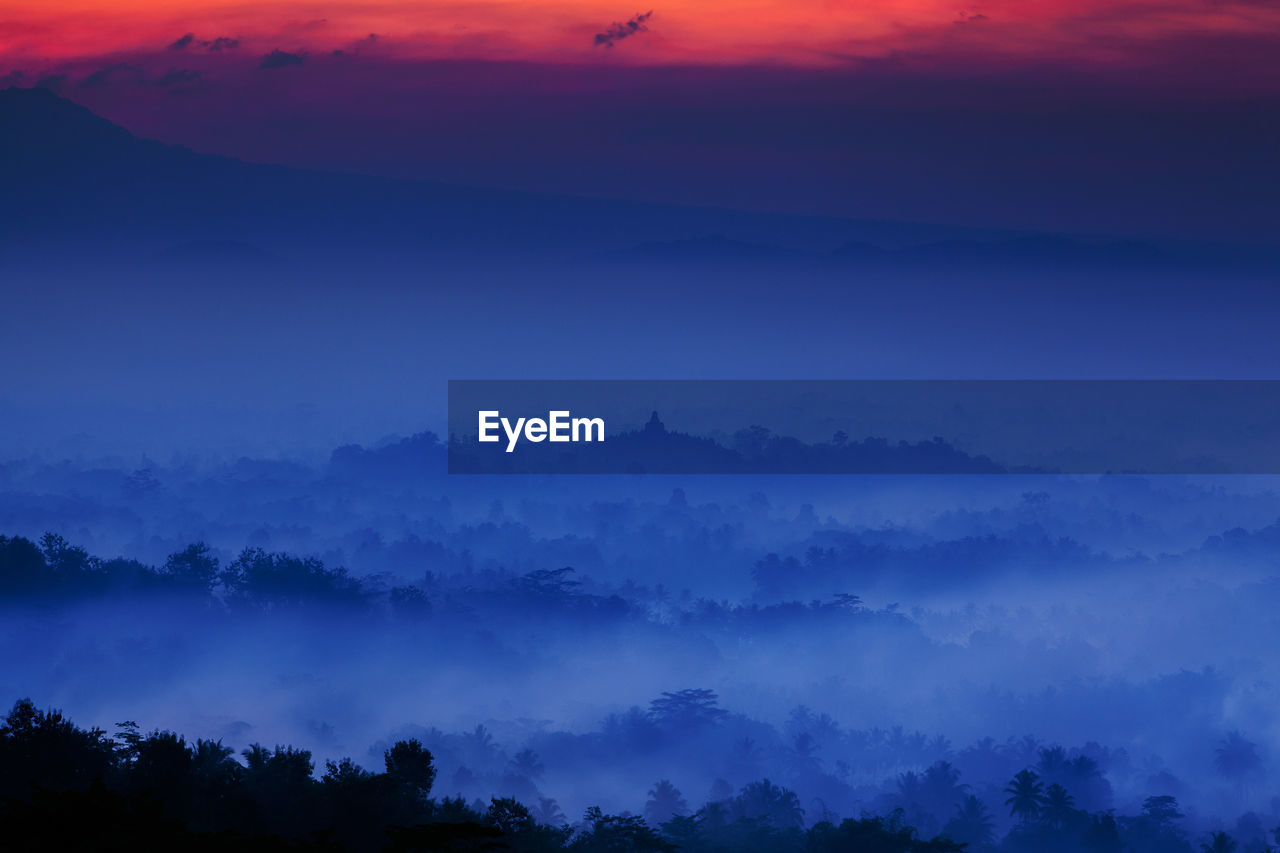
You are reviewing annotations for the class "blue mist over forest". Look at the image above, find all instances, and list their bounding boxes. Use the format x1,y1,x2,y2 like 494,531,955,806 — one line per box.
2,85,1280,852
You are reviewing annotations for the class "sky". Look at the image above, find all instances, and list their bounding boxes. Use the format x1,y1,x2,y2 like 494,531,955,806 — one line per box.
5,0,1280,71
3,1,1279,238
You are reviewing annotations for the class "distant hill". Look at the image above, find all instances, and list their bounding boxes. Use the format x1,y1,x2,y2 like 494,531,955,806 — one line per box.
0,87,914,257
2,86,1277,272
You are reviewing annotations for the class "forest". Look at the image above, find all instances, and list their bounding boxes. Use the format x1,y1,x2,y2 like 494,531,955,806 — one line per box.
3,511,1280,851
1,689,1268,852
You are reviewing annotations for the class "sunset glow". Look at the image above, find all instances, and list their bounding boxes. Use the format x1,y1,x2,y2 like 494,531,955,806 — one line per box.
4,0,1279,72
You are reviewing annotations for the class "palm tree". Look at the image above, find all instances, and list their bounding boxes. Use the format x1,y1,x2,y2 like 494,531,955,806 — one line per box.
727,737,763,781
1003,769,1044,823
1041,782,1076,828
731,779,805,829
942,795,996,848
1003,735,1042,768
533,797,566,826
1036,746,1068,780
1214,732,1262,798
507,748,544,781
920,761,966,816
789,732,821,775
896,771,922,810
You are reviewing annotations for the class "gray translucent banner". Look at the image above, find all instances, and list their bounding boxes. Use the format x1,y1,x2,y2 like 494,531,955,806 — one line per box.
447,380,1280,474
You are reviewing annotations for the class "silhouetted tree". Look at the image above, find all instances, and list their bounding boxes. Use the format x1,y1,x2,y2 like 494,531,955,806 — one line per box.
731,779,804,829
1200,831,1237,853
1041,782,1076,829
572,806,675,853
535,796,567,826
644,780,689,826
0,698,115,797
385,739,437,797
1004,769,1045,824
162,542,219,595
648,689,728,732
1214,732,1263,797
941,794,995,849
508,748,545,781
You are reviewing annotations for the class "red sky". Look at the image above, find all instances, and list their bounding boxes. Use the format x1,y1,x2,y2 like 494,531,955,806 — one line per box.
4,0,1280,76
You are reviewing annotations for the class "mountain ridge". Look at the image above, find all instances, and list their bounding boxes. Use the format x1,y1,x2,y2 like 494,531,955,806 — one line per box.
3,86,1278,271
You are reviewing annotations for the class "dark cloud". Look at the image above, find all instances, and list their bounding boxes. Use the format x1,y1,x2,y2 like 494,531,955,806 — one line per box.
594,10,653,48
169,33,240,52
154,69,203,88
80,64,142,89
260,49,305,69
334,33,383,55
0,70,23,87
954,11,990,23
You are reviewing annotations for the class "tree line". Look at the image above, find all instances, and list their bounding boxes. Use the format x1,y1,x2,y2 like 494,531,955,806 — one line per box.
2,698,1271,853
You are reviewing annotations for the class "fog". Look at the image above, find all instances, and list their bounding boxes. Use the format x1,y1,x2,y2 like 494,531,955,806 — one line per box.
3,253,1280,459
4,445,1280,836
3,250,1280,849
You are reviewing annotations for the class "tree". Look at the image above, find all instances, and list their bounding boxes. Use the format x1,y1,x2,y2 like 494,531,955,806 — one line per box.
384,738,436,796
1141,795,1183,827
644,780,689,826
516,567,581,599
389,585,432,620
1004,769,1044,823
323,757,372,785
1040,782,1076,829
731,779,805,829
941,795,995,848
131,731,194,795
572,806,675,853
241,743,317,836
0,698,116,797
1214,732,1263,796
508,748,545,781
1082,813,1122,853
534,796,567,826
486,797,536,834
648,689,728,731
162,543,219,595
789,733,822,776
221,547,366,607
190,738,239,786
809,812,966,853
1201,831,1237,853
0,535,50,595
919,761,965,816
1036,746,1068,780
39,532,99,586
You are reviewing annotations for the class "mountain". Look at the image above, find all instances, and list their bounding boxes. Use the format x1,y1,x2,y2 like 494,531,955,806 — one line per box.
0,87,905,258
2,86,1277,272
